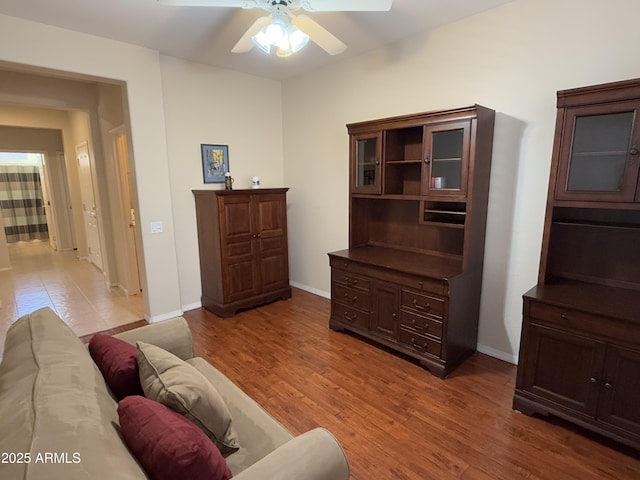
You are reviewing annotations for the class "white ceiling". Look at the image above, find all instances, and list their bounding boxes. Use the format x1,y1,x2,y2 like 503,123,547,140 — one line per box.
0,0,515,80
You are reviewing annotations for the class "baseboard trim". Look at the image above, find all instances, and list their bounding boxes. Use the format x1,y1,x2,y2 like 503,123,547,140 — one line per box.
477,343,518,365
290,281,330,299
182,301,201,312
146,309,184,323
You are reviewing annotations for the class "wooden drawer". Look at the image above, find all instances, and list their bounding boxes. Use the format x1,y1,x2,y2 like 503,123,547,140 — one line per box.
527,301,640,344
329,257,446,295
331,269,371,292
399,328,442,357
331,303,369,330
332,284,371,312
401,290,445,317
399,310,443,339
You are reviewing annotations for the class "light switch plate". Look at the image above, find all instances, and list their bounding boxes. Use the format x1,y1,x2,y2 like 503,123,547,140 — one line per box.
150,221,163,234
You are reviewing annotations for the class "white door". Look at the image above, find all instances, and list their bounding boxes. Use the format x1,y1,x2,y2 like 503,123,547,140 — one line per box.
76,142,103,271
112,128,141,294
54,151,77,251
36,153,57,251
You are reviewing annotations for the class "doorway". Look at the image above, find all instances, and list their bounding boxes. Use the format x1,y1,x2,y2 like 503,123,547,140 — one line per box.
0,68,147,318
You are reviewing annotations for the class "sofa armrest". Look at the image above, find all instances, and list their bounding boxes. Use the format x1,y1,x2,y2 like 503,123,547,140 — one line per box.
233,428,349,480
113,316,194,360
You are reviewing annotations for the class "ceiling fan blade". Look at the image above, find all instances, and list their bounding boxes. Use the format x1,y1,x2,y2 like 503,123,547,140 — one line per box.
300,0,393,12
293,15,346,55
232,15,272,53
157,0,258,7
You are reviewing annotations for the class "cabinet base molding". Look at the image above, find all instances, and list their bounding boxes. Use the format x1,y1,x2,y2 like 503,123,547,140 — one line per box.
513,391,640,451
330,317,469,379
202,287,292,318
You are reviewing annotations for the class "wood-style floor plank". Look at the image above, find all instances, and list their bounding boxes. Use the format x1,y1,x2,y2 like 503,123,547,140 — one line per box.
183,288,640,480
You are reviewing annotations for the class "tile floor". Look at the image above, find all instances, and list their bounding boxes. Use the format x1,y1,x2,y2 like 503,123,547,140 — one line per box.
0,240,145,356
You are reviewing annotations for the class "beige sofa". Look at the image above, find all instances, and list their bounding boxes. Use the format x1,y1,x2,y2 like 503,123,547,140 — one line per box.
0,307,350,479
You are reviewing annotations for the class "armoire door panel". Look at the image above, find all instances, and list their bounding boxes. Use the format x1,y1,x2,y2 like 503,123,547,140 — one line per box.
222,200,252,237
226,240,253,258
256,197,286,236
225,259,259,300
260,254,289,292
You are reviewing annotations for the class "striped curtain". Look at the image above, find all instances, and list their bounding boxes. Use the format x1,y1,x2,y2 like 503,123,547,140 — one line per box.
0,165,49,243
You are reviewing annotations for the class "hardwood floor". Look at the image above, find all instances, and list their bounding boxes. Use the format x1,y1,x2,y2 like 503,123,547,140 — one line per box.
183,288,640,480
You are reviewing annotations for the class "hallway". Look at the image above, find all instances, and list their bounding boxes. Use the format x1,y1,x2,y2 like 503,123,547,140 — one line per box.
0,240,144,355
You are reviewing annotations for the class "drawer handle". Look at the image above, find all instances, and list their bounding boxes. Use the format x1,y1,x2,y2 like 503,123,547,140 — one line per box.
410,319,427,330
604,382,614,390
344,293,358,303
410,337,426,350
561,313,567,320
343,277,358,286
589,377,598,385
413,299,430,311
344,312,357,322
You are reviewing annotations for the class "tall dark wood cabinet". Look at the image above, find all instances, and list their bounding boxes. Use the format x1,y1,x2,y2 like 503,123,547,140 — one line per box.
514,78,640,450
328,105,495,378
193,188,291,317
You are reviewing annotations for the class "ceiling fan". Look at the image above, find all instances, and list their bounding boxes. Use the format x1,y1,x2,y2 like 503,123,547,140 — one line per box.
158,0,394,57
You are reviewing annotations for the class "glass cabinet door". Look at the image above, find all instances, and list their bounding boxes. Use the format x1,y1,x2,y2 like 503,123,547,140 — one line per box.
556,102,640,202
421,121,470,196
351,132,382,194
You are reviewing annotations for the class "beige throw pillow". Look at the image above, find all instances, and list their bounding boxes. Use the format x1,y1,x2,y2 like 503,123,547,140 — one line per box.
136,341,240,454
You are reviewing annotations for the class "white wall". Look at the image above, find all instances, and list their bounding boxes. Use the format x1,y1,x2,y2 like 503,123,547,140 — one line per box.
0,14,182,321
282,0,640,362
159,56,284,310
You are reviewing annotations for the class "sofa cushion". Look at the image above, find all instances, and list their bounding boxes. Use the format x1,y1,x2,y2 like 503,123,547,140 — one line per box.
118,396,233,480
187,357,293,475
136,341,240,454
0,307,147,480
89,333,144,399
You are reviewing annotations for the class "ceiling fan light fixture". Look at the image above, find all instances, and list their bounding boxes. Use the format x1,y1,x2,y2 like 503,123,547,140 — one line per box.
251,30,272,53
252,14,309,56
288,25,309,52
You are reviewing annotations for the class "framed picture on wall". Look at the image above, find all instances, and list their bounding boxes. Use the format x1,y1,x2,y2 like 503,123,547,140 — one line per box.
201,144,229,183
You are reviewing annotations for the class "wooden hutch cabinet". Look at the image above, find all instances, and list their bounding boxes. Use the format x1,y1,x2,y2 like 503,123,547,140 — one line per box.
514,78,640,450
193,188,291,317
329,105,495,378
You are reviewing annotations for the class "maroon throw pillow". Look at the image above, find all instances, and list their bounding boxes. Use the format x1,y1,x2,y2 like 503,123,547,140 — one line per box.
118,396,233,480
89,333,144,399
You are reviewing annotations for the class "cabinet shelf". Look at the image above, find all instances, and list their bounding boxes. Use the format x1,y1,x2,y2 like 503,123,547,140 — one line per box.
432,157,463,163
425,209,466,216
572,150,627,157
386,159,423,164
553,220,640,231
421,220,465,229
